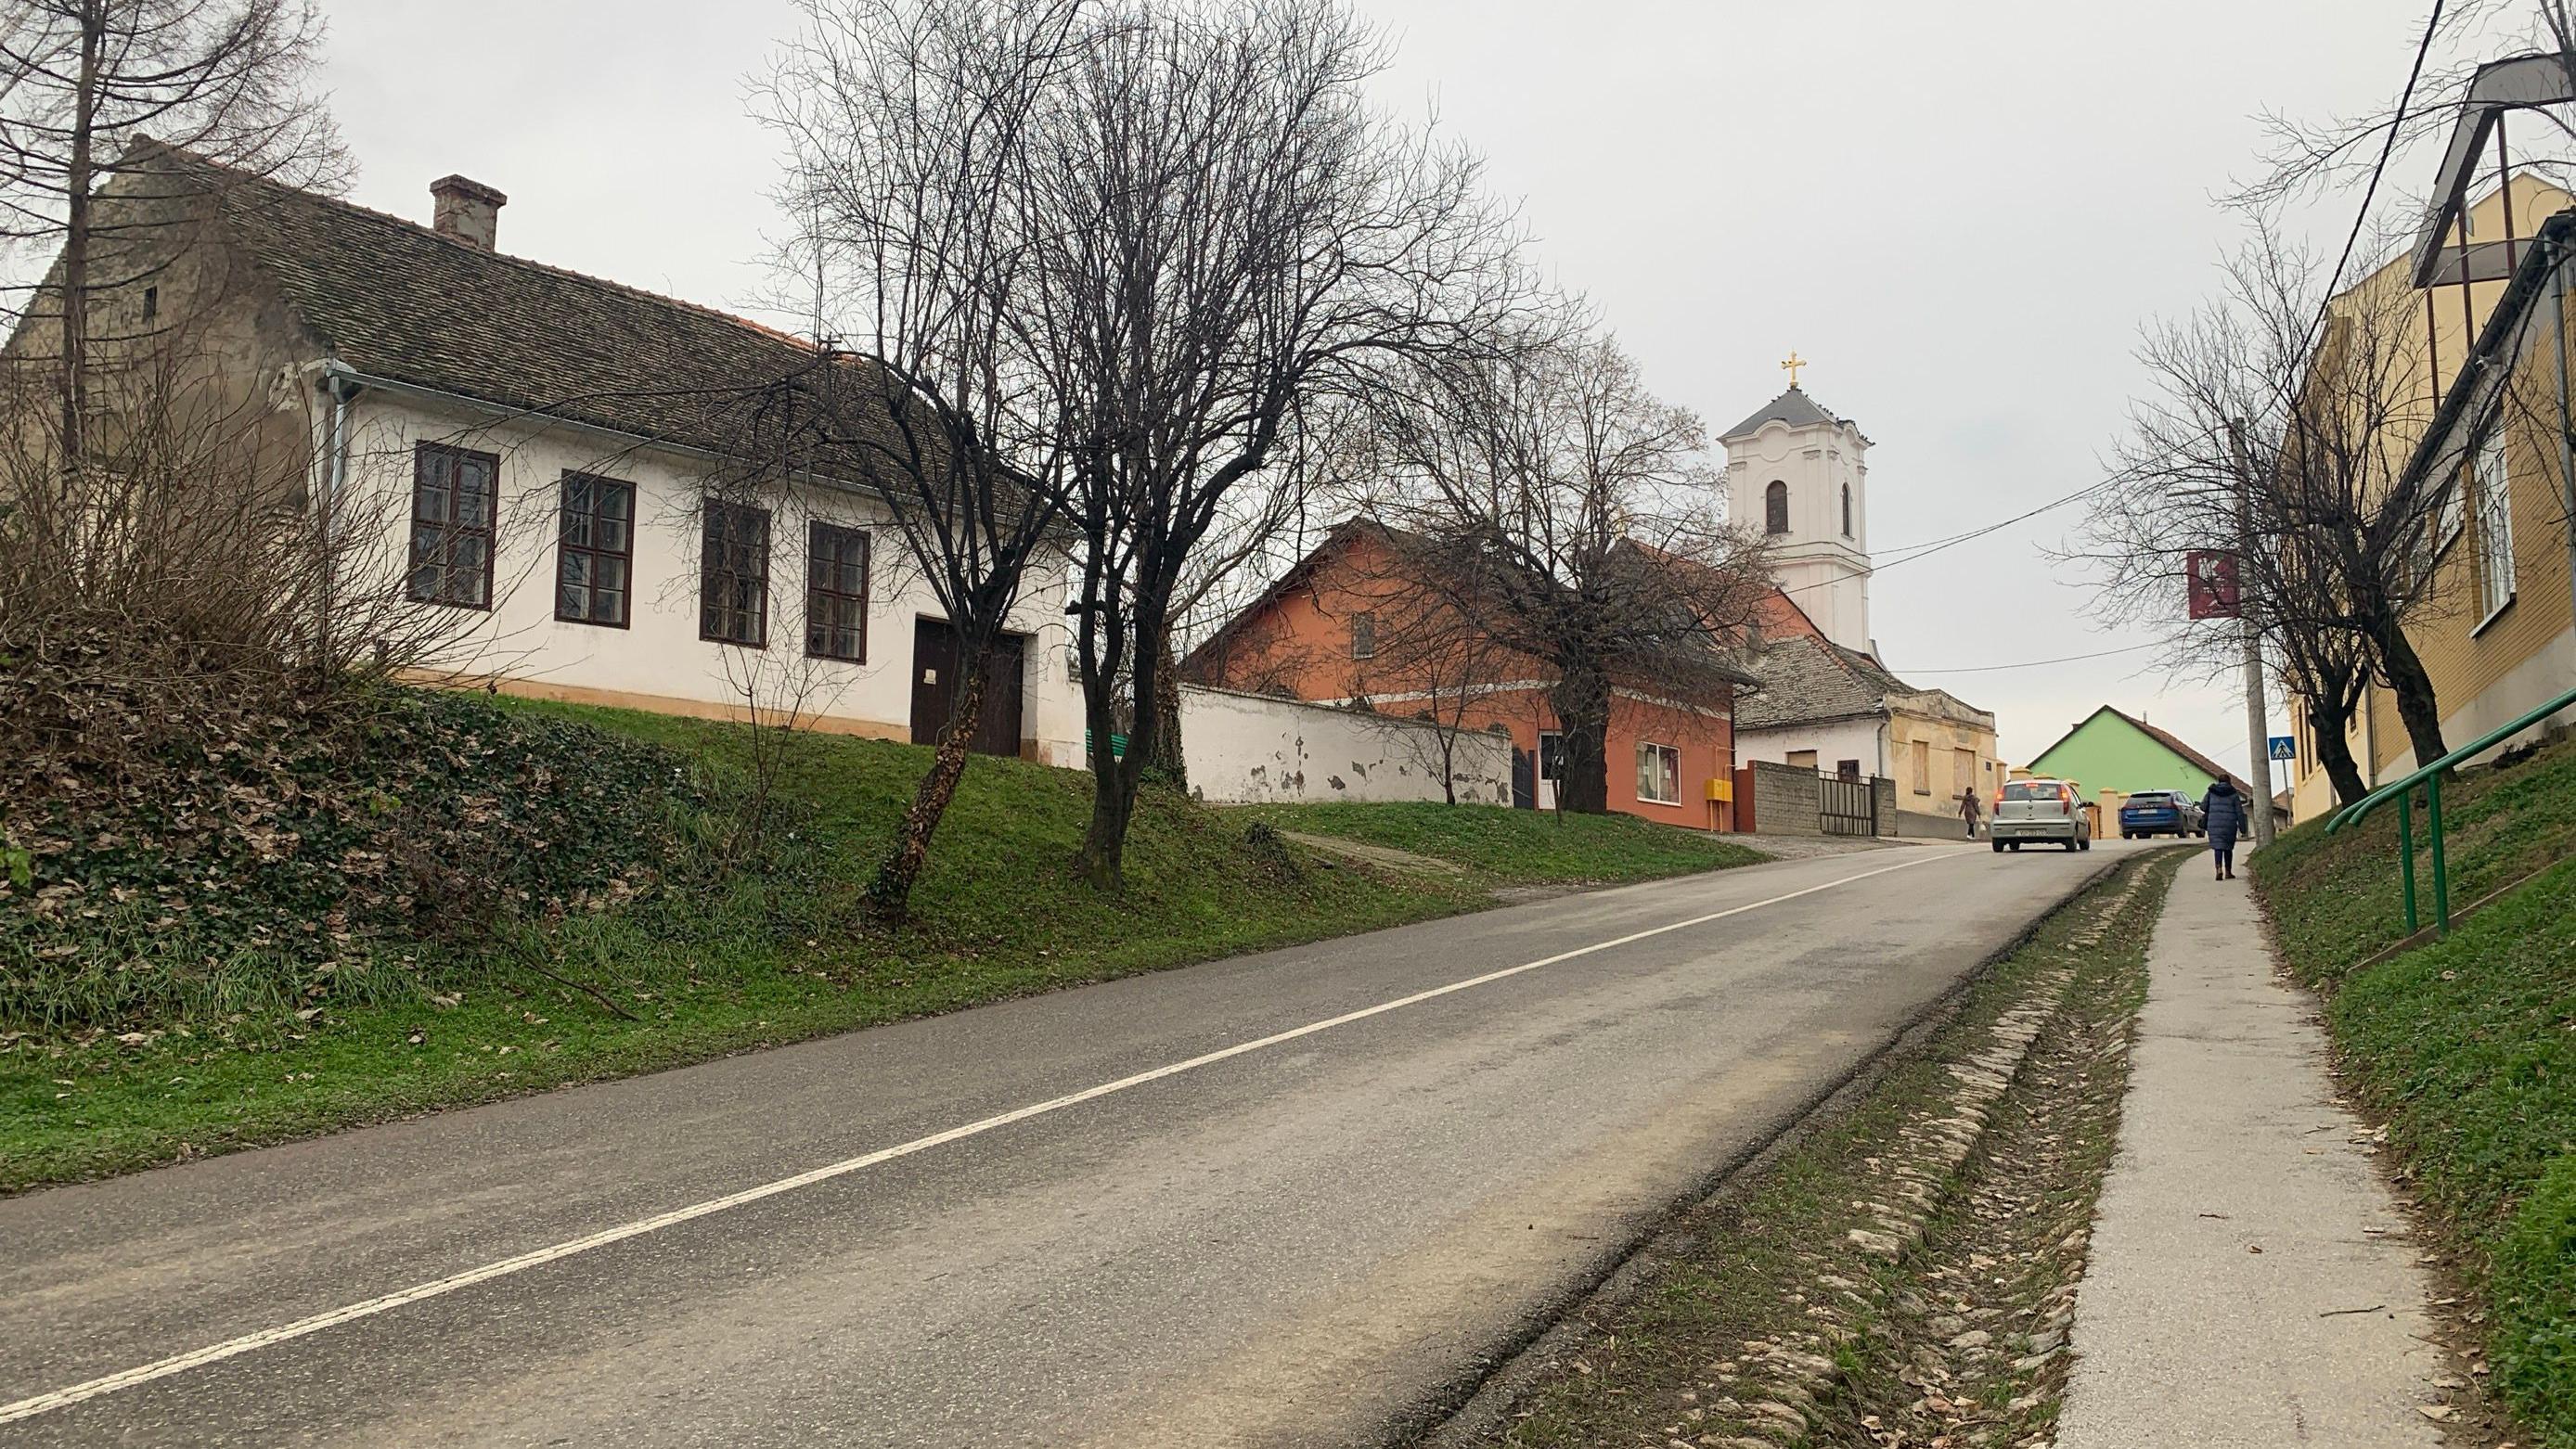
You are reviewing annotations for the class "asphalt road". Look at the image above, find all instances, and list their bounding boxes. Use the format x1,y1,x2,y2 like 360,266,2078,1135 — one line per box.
0,837,2138,1448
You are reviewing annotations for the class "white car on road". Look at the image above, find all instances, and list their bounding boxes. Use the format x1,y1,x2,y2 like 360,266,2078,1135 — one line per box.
1990,778,2092,853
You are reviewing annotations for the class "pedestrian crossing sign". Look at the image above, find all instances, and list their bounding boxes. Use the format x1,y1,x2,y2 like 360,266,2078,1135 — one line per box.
2267,736,2296,762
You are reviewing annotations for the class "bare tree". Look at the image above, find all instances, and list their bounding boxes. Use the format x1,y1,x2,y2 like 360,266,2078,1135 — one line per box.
1361,327,1771,814
0,0,343,477
1013,0,1531,889
2082,229,2461,801
2230,2,2576,214
0,317,510,788
759,0,1087,919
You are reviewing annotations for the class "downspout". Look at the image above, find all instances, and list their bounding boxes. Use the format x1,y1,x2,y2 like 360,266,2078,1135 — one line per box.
317,362,362,673
2555,239,2576,683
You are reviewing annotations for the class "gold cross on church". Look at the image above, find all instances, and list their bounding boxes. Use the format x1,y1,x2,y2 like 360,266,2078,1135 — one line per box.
1780,351,1809,389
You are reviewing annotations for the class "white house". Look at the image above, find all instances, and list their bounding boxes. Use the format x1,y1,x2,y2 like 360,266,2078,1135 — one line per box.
63,146,1085,763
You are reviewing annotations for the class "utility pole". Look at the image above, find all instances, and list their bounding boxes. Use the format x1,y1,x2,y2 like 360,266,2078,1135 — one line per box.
2227,418,2277,848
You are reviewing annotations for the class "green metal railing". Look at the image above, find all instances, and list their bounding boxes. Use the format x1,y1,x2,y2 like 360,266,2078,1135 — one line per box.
2324,682,2576,937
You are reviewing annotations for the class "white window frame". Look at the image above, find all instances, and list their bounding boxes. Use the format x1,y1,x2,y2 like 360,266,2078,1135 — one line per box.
1636,740,1681,805
2472,425,2516,629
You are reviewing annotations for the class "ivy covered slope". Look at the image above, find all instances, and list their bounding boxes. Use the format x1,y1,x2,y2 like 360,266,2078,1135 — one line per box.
2,671,696,1032
4,657,1758,1192
2253,737,2576,1446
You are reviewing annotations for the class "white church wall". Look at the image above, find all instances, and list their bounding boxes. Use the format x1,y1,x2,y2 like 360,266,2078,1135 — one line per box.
1724,410,1874,655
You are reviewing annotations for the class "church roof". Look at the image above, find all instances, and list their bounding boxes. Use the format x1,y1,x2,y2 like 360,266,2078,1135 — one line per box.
1722,385,1848,441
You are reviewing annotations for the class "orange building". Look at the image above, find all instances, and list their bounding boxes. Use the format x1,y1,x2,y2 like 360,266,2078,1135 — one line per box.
1182,523,1749,828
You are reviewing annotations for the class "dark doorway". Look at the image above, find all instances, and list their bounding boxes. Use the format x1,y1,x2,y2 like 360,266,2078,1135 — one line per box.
909,620,1026,758
1512,748,1536,809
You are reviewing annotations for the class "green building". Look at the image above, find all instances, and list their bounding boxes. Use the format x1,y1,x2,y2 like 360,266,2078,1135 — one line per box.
2022,706,2247,801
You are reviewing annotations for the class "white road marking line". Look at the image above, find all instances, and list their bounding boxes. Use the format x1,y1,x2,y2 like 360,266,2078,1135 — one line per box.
1,852,1947,1426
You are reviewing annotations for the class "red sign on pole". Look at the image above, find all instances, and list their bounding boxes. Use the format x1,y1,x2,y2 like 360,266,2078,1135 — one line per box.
2185,550,2240,620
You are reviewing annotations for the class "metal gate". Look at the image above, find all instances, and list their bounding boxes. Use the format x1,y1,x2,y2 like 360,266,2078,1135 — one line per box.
1820,773,1878,837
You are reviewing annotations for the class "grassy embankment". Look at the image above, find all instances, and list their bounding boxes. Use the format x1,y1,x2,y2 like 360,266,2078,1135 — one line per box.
3,692,1758,1192
2253,736,2576,1445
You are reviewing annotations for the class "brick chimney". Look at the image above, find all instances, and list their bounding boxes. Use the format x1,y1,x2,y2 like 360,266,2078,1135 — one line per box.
429,174,507,250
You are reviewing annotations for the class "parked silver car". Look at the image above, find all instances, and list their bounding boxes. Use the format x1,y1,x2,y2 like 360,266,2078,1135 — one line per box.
1990,778,2091,853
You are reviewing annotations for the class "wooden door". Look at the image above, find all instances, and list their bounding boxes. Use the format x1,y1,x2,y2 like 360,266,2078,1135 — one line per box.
910,620,1026,758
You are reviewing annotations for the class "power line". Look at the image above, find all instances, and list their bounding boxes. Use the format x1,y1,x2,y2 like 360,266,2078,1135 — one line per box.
1895,639,2173,674
1779,6,2445,611
1768,473,2116,603
2291,0,2446,385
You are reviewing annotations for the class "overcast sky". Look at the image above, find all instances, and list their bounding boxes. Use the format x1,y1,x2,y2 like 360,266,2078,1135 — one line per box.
322,0,2452,775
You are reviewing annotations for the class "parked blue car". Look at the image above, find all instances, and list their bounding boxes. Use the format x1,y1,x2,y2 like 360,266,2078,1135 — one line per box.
2119,789,2207,840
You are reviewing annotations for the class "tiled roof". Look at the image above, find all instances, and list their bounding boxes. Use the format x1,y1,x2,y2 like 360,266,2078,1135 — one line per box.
1832,642,1912,695
147,145,887,463
1735,634,1886,728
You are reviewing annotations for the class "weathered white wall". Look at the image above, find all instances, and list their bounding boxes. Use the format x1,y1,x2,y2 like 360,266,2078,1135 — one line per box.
1734,717,1887,779
336,389,1087,765
1180,685,1513,805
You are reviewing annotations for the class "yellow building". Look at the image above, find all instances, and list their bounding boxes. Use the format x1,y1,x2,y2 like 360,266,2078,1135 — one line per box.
2286,173,2576,821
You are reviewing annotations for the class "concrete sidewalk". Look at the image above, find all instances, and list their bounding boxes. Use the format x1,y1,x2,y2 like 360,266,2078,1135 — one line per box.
2056,857,2448,1448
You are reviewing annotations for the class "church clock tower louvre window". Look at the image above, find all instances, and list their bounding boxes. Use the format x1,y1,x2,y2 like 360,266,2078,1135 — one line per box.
1765,481,1788,534
1841,484,1852,538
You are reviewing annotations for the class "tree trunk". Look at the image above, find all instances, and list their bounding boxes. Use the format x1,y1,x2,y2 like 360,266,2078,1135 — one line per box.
2310,701,2370,808
1071,607,1174,890
1073,619,1146,892
2370,612,2450,768
1146,638,1186,789
1073,750,1136,891
2282,647,2371,808
869,671,985,922
58,10,102,482
1548,667,1612,814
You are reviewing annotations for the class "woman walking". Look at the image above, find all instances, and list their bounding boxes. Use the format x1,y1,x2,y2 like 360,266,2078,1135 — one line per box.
2200,777,2247,880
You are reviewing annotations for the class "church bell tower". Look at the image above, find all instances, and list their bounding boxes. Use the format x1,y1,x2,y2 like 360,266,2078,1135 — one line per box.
1722,361,1874,654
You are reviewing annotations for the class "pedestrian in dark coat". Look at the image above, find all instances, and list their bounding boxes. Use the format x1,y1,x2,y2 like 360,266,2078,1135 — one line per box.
2201,778,2247,880
1960,788,1983,840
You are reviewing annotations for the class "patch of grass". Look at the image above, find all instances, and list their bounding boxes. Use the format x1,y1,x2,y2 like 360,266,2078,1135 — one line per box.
2321,862,2576,1445
1,696,1758,1193
2253,737,2576,1447
2257,737,2576,987
1231,800,1761,883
